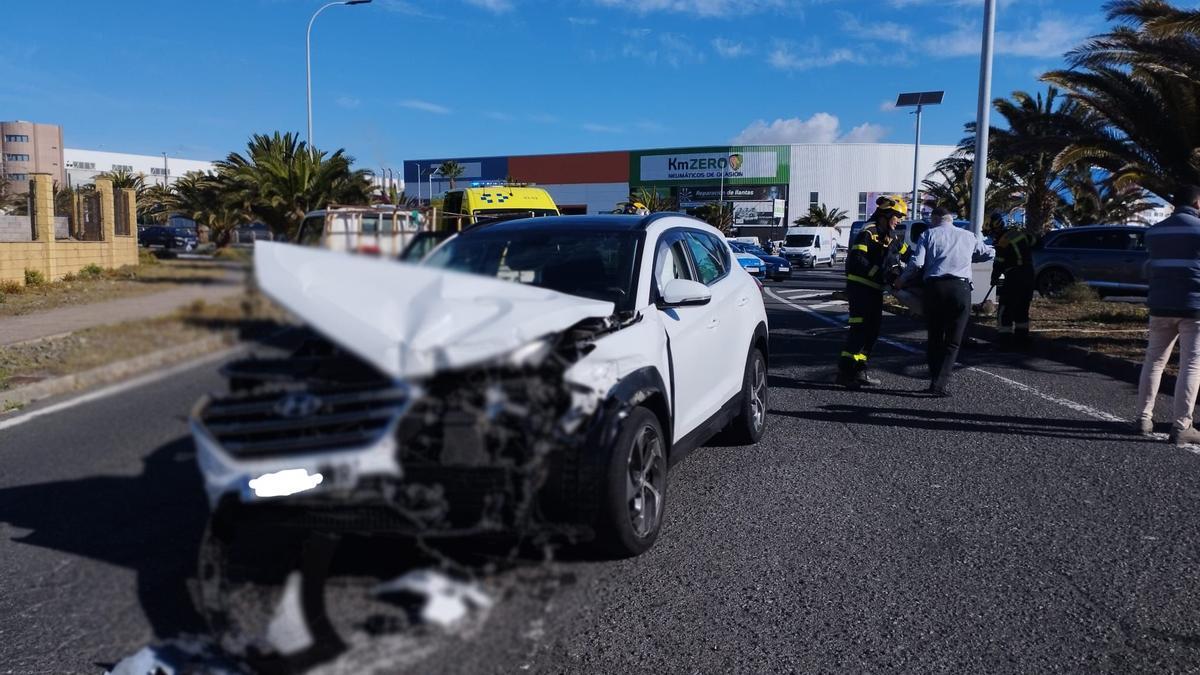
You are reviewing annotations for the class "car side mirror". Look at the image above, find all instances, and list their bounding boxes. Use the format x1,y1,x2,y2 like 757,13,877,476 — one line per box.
659,279,712,308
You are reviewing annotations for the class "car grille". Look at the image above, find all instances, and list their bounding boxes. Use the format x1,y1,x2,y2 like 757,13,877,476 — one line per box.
195,351,414,459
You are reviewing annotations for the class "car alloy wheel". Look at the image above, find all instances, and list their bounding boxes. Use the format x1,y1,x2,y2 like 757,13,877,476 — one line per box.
626,423,666,539
749,355,766,433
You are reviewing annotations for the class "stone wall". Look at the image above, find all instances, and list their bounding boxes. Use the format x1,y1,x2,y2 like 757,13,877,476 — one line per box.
0,175,138,285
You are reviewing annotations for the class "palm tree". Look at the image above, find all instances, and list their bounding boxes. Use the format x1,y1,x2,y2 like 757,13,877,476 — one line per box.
793,203,848,228
943,86,1109,233
1042,0,1200,199
631,187,676,213
922,157,1021,219
698,200,733,233
169,171,247,247
1056,165,1159,225
216,132,373,239
438,160,465,190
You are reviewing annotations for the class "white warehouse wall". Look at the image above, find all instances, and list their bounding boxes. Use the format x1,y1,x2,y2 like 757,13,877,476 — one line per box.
63,148,216,188
787,143,957,224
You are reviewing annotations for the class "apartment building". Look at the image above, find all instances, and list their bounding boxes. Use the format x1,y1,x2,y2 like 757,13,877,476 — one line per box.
0,121,64,192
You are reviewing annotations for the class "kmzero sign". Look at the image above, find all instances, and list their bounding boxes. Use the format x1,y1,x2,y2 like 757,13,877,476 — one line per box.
641,151,779,181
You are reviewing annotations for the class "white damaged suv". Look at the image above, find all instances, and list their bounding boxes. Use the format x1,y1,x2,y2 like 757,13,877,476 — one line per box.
192,214,769,557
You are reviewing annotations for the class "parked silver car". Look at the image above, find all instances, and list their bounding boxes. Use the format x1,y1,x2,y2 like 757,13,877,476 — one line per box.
1032,225,1148,296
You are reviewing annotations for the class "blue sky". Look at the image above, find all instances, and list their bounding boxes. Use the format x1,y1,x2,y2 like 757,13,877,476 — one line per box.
0,0,1110,167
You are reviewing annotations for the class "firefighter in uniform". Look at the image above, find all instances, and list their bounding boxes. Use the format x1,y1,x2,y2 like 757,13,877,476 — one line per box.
837,195,909,388
987,214,1036,348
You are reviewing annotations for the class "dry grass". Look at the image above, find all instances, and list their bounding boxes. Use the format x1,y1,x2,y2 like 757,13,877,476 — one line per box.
0,291,290,391
1028,296,1149,363
0,258,243,317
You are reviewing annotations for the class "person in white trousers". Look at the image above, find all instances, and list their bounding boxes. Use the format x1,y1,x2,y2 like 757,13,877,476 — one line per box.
1136,185,1200,445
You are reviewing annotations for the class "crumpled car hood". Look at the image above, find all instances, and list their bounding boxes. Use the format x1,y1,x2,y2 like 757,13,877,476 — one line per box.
254,242,615,380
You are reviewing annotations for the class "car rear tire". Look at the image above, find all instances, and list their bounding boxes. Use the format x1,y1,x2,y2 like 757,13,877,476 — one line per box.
1037,267,1073,297
725,347,768,445
597,407,667,558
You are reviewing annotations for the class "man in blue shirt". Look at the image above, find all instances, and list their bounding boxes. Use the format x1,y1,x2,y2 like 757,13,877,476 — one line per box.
896,207,994,396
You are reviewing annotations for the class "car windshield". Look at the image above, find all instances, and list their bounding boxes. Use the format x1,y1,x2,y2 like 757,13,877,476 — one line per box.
786,234,814,247
743,245,769,257
422,229,640,306
473,208,559,221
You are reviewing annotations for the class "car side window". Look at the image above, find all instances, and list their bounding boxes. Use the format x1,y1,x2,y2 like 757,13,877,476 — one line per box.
684,232,725,285
1130,231,1145,251
298,217,325,246
655,237,694,292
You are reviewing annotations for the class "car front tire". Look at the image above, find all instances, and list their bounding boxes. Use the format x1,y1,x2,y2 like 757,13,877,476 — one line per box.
725,347,768,445
598,407,668,557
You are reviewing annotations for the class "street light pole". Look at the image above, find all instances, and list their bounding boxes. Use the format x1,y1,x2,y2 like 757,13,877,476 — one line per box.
428,165,443,206
911,104,923,220
306,0,372,148
971,0,997,235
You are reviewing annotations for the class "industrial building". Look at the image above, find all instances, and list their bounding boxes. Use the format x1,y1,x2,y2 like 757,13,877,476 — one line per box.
1,120,216,194
403,143,957,240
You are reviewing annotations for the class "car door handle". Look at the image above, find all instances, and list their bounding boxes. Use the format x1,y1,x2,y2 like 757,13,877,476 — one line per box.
737,296,748,307
708,318,720,329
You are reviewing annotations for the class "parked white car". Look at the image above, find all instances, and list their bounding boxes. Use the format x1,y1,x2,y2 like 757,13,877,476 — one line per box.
192,214,769,559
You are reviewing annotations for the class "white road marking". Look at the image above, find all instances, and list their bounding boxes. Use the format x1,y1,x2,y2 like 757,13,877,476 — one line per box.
781,290,824,300
810,301,848,310
763,287,1156,431
0,346,240,433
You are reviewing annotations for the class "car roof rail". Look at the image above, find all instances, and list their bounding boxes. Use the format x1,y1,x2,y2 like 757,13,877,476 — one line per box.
637,211,706,231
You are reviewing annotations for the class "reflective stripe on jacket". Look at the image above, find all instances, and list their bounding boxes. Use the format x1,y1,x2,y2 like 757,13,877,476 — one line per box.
845,224,895,291
994,227,1033,274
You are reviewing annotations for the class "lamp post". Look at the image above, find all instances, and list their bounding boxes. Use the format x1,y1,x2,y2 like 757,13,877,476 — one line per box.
894,91,944,220
306,0,372,148
971,0,998,235
428,165,443,205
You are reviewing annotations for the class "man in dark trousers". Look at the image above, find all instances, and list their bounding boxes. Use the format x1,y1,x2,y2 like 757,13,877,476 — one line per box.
986,213,1036,349
836,195,907,388
895,207,994,396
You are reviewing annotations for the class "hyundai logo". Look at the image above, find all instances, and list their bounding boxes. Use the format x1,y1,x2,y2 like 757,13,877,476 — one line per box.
274,393,323,418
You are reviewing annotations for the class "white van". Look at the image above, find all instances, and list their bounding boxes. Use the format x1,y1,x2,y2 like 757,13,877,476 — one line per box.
295,205,422,257
782,226,836,268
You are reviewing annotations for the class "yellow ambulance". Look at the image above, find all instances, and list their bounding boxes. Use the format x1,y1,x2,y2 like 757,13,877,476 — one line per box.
440,183,559,230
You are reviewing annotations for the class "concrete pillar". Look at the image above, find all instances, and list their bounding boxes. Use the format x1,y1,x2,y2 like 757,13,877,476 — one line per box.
95,177,115,268
70,191,82,240
29,173,56,280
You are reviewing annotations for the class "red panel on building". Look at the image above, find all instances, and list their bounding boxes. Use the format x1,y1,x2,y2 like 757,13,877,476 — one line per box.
509,151,629,185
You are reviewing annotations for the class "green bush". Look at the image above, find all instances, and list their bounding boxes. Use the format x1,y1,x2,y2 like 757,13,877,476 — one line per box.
23,269,46,286
79,264,104,279
1058,282,1100,304
138,249,160,266
61,272,77,282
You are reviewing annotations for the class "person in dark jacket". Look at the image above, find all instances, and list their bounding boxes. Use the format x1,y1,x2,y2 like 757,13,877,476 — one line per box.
836,195,907,388
986,213,1036,349
1135,184,1200,445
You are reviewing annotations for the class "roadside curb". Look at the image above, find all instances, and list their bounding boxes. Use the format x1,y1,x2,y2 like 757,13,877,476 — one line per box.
0,334,237,410
882,302,1148,386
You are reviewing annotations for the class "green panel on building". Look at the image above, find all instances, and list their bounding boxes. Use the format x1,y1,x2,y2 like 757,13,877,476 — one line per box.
629,145,790,187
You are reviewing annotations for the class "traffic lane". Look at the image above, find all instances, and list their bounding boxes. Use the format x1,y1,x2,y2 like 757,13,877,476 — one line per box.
457,301,1200,673
0,359,228,672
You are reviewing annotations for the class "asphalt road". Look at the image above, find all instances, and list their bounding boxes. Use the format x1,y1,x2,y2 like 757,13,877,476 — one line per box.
2,267,1199,673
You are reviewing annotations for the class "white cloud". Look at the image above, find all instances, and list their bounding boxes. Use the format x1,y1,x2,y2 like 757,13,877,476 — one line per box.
335,96,360,109
583,122,625,133
841,14,911,44
880,99,897,112
567,16,599,25
399,99,451,115
377,0,443,18
463,0,513,12
939,16,1096,59
768,42,861,70
485,111,514,121
841,122,888,143
731,113,888,144
712,37,749,58
593,0,800,17
620,30,704,67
